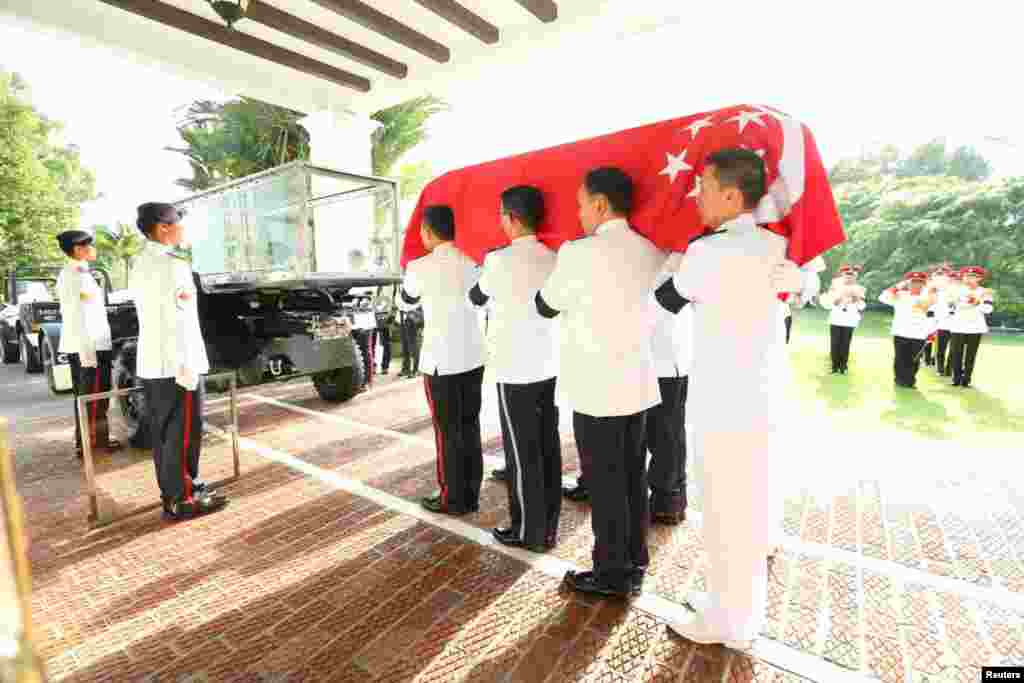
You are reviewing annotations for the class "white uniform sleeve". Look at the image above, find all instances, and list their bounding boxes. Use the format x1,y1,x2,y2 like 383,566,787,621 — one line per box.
879,289,897,306
402,262,422,301
539,243,581,313
672,242,713,303
173,261,200,390
69,269,98,366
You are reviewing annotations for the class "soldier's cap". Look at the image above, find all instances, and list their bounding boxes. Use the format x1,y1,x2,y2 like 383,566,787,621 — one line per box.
948,270,962,280
959,266,987,279
136,202,184,234
56,229,94,253
838,264,862,275
904,271,929,281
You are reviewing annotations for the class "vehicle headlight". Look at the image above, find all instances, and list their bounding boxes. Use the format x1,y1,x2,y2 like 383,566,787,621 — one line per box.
56,353,69,364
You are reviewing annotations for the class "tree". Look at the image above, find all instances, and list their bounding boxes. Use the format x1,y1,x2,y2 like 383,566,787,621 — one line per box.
896,138,948,177
947,145,992,182
165,97,310,192
0,70,96,275
93,223,144,289
370,95,448,177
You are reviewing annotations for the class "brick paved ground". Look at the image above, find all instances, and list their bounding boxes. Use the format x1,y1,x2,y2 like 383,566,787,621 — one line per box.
10,371,1024,682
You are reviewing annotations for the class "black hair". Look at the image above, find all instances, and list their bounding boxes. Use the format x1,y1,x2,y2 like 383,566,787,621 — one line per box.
136,202,180,238
583,167,634,216
422,205,455,241
500,185,545,231
704,149,767,210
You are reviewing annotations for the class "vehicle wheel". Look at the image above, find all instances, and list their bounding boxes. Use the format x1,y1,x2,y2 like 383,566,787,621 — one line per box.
112,341,152,449
21,333,42,374
312,338,366,402
1,337,19,364
42,335,70,394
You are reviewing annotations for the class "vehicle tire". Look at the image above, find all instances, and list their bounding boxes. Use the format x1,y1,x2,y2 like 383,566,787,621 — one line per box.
21,333,42,374
42,335,70,394
1,336,19,364
112,341,152,449
312,339,366,402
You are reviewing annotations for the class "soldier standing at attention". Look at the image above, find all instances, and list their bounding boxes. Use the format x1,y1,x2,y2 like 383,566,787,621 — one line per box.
56,229,121,457
536,167,663,598
879,271,936,389
948,266,994,388
931,265,957,376
130,203,227,519
402,205,487,515
468,185,561,552
819,264,866,375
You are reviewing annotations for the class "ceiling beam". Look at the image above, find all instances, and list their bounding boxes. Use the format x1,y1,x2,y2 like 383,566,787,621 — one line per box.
247,1,407,79
512,0,558,23
307,0,451,63
97,0,371,92
413,0,499,44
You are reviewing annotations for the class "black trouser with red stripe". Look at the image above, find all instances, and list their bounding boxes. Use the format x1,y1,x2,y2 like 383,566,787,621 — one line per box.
893,336,926,387
575,410,650,581
142,378,202,502
496,377,561,546
645,376,687,513
949,333,983,385
69,351,112,451
936,329,952,375
830,325,855,372
424,366,484,512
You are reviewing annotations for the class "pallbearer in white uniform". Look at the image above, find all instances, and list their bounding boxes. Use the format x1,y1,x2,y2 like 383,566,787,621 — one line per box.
932,266,958,376
468,185,562,552
947,266,994,388
655,149,804,649
878,271,936,389
819,264,866,374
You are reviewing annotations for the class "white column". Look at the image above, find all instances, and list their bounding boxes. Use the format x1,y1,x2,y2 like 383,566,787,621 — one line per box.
299,110,382,273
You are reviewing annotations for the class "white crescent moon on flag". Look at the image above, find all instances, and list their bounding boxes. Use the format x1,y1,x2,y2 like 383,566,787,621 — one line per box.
754,111,806,224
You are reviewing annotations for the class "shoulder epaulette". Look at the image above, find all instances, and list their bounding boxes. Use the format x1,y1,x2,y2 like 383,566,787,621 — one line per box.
688,229,726,245
486,244,509,254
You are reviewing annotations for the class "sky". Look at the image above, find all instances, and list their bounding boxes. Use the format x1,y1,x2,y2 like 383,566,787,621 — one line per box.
0,4,1021,231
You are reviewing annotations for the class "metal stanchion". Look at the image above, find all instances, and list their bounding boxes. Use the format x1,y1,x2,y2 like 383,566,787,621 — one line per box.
77,372,241,528
0,418,47,682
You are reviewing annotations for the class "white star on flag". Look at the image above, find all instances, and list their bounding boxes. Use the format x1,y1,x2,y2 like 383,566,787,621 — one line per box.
742,146,767,159
658,150,692,184
752,104,790,122
681,117,713,140
725,110,768,133
686,175,702,199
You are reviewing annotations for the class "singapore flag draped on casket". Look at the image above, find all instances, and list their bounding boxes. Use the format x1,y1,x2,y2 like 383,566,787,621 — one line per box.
400,104,844,269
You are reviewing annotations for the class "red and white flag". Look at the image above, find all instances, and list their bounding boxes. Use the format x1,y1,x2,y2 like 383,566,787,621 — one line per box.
401,104,845,268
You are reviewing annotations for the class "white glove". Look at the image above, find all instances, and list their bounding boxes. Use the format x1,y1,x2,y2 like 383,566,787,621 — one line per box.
79,347,98,368
771,260,803,294
176,365,199,392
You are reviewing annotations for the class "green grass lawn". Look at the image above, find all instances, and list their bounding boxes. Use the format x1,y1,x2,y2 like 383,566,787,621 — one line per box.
787,308,1024,446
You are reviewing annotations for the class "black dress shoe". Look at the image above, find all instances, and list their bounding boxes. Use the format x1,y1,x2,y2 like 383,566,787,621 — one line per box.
163,491,228,520
562,482,590,503
492,527,553,553
420,494,478,515
490,467,508,482
564,570,631,599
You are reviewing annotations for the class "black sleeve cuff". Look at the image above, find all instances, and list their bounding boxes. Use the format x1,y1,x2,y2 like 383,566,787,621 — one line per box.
535,291,560,318
927,311,935,318
468,283,489,307
654,278,690,314
401,288,420,305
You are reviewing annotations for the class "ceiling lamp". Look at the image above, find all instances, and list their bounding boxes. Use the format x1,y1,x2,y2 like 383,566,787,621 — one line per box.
208,0,250,29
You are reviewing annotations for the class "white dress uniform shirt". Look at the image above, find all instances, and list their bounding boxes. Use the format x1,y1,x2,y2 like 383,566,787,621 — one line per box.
819,286,867,327
948,286,994,334
57,261,112,366
129,240,210,386
540,218,662,417
402,242,486,376
671,213,789,432
878,288,935,340
472,235,558,384
650,253,692,379
934,288,956,331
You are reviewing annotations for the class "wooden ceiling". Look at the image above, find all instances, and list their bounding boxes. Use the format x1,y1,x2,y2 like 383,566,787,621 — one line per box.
96,0,560,97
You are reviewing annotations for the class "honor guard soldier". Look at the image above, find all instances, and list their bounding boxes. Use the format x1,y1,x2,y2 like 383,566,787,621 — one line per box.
396,291,422,378
55,230,121,457
819,264,866,374
130,203,227,520
646,253,692,525
402,205,487,516
931,266,957,376
879,271,936,389
948,266,994,388
656,149,803,649
468,185,561,552
536,167,663,598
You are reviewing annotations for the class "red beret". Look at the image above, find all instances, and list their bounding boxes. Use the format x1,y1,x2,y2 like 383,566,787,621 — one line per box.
959,266,987,279
904,271,928,281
